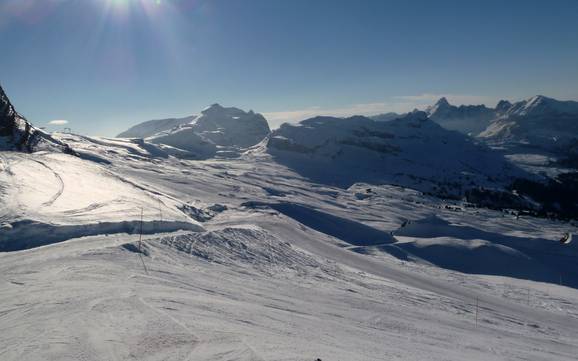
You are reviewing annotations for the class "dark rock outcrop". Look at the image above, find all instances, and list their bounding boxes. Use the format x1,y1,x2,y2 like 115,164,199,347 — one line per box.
0,84,73,153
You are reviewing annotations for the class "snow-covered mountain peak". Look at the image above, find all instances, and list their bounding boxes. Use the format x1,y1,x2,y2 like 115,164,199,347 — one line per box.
509,95,553,116
199,103,251,118
495,99,512,114
425,97,496,135
194,104,269,132
425,97,451,115
435,97,450,107
140,104,271,156
528,94,549,103
117,103,271,157
202,103,227,113
480,95,578,158
505,95,578,117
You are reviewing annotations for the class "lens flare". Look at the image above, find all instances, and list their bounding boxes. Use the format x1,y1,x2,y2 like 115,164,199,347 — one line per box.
103,0,165,17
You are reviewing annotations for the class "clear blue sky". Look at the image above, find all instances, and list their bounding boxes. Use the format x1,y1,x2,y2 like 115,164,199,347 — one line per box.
1,0,578,135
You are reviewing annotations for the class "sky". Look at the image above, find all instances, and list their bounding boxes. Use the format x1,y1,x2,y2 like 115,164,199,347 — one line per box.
1,0,578,136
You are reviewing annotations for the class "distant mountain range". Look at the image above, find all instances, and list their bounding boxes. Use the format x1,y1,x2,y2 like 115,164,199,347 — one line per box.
2,80,577,217
268,111,526,193
4,78,576,178
114,93,578,170
370,95,578,161
479,96,578,155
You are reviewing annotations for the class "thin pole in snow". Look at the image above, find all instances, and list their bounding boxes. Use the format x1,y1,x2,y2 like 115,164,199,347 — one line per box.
527,288,530,306
139,207,144,252
137,207,148,275
475,297,479,327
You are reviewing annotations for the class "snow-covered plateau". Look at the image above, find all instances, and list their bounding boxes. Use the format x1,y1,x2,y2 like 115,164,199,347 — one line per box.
1,89,578,360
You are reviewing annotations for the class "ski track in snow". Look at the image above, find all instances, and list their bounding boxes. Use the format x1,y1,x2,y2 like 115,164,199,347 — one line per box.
29,159,65,207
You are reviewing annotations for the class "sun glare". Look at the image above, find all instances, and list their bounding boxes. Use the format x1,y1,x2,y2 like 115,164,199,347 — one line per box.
103,0,163,16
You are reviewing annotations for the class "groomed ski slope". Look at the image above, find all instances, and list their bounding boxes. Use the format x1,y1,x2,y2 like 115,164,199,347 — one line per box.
1,135,578,360
0,149,204,251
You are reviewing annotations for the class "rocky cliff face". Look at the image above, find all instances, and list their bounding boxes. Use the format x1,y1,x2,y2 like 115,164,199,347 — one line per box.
0,84,72,153
0,84,28,150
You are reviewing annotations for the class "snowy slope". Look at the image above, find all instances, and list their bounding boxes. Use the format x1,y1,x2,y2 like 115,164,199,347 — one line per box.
147,129,218,159
0,148,207,251
117,115,196,138
267,111,527,194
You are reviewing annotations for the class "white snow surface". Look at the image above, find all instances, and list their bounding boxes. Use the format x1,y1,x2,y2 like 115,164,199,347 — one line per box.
1,133,578,360
0,146,204,251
